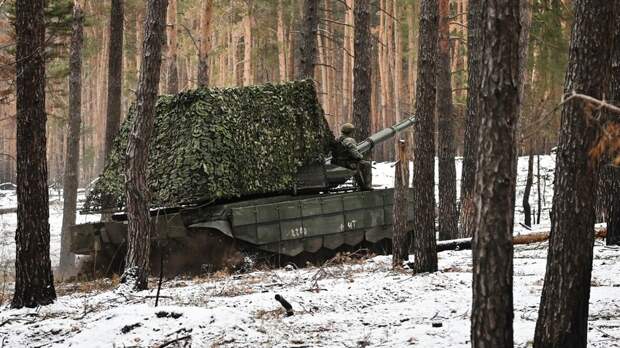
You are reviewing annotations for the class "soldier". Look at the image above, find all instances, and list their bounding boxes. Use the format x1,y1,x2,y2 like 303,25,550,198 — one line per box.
332,123,373,190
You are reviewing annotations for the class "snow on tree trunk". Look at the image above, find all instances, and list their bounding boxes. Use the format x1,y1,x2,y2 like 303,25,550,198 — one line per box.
534,1,613,346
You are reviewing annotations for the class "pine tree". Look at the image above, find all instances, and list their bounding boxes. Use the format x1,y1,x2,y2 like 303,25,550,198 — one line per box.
123,0,168,291
12,0,57,308
411,0,438,274
458,0,481,238
436,0,458,240
352,0,371,140
103,0,124,161
59,0,84,274
534,1,613,346
471,0,520,345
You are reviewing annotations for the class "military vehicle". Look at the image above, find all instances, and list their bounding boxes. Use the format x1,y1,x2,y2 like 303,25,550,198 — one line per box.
71,108,416,275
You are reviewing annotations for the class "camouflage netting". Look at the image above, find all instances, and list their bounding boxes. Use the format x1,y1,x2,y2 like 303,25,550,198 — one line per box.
84,80,334,212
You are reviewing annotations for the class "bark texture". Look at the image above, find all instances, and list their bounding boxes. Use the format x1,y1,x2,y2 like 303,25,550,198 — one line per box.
436,0,458,240
471,1,520,346
458,0,481,238
352,0,371,140
523,149,534,227
411,0,438,274
59,1,84,273
296,0,318,80
166,0,178,93
12,0,57,308
104,0,124,160
392,139,410,268
607,2,620,246
197,0,213,87
534,1,613,346
123,0,168,291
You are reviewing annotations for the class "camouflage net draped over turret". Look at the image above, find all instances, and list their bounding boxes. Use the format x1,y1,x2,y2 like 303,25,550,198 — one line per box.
84,80,334,212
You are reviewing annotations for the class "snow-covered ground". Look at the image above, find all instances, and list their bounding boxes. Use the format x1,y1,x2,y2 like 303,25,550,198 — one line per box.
0,242,618,347
1,155,618,347
0,190,100,272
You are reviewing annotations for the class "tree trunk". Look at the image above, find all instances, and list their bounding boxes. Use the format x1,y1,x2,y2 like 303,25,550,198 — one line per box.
104,0,124,160
458,0,481,238
523,146,534,227
392,139,410,269
537,144,542,224
165,0,178,94
123,0,168,291
411,0,438,274
342,0,354,121
276,0,287,82
12,0,56,308
471,1,520,346
606,2,620,246
197,0,213,87
407,2,418,111
436,0,458,240
352,0,371,141
242,6,253,86
296,0,318,80
59,0,84,274
534,1,613,346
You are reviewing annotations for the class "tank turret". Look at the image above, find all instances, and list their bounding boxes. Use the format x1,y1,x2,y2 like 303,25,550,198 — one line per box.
295,114,416,192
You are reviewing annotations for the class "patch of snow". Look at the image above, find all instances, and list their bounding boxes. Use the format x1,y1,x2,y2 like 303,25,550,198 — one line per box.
0,242,618,347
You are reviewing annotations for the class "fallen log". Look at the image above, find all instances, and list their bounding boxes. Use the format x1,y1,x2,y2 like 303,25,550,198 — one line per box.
437,228,608,252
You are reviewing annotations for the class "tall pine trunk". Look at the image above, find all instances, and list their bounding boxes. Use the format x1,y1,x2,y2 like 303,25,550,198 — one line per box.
123,0,168,291
197,0,213,87
352,0,371,141
59,0,85,274
12,0,56,308
458,0,481,238
296,0,318,80
242,5,253,86
606,2,620,246
392,139,410,268
411,0,438,274
471,1,520,346
523,146,534,227
165,0,178,93
436,0,458,240
534,1,613,346
104,0,124,160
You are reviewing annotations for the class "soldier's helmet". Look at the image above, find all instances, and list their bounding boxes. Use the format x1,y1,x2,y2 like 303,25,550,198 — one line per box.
341,123,355,135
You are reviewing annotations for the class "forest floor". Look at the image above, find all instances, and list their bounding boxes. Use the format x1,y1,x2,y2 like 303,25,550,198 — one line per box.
1,155,619,347
0,241,618,347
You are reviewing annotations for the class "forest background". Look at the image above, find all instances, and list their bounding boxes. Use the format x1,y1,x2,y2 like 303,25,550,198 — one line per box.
0,0,568,186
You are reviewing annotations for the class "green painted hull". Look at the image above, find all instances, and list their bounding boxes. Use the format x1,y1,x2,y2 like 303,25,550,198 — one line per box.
70,188,414,262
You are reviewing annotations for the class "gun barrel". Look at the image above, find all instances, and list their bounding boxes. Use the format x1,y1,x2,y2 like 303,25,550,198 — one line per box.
356,115,416,155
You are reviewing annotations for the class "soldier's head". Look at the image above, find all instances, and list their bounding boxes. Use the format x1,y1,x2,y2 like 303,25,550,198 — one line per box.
341,123,355,136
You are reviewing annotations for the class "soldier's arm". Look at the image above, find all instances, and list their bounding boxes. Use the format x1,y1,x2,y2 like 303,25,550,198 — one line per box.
343,138,364,160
